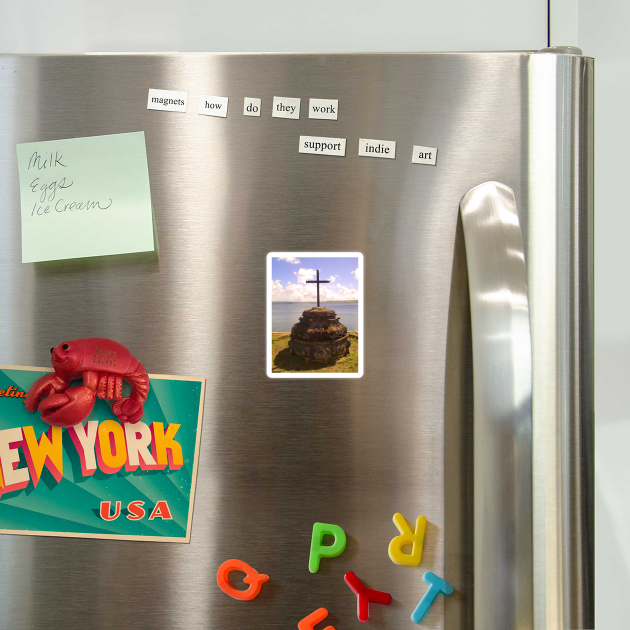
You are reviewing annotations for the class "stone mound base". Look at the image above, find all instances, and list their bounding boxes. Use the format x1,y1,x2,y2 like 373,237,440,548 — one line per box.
288,307,351,364
288,334,351,364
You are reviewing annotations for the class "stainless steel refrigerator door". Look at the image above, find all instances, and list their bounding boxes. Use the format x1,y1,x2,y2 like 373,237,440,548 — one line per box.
0,52,593,629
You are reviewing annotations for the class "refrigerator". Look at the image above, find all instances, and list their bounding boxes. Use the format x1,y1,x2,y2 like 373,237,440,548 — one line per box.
0,50,593,629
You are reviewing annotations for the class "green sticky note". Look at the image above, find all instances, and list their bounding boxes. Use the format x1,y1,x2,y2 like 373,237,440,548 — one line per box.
16,132,155,263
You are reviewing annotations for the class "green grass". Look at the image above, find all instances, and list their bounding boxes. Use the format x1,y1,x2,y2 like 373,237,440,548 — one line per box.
271,334,359,373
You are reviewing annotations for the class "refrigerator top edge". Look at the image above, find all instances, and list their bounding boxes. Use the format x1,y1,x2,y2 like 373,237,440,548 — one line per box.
0,50,594,59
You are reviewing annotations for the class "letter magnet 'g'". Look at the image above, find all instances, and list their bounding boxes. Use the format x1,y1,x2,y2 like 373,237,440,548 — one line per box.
388,512,427,567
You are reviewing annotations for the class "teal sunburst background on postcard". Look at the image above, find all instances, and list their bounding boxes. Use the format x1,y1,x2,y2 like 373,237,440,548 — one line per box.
0,367,204,542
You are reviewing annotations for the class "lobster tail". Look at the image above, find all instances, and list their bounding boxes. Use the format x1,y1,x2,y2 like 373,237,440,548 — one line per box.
126,358,150,403
112,358,150,424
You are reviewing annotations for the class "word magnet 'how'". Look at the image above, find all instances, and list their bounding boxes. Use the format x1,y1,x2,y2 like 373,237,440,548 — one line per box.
344,571,392,622
309,522,346,573
411,572,454,624
216,559,269,601
388,512,427,567
298,608,335,630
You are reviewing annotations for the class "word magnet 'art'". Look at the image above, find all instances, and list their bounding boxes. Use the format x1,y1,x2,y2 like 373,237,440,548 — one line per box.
217,516,453,626
0,338,205,542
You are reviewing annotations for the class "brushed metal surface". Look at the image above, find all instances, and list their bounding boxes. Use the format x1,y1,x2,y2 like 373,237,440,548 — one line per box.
527,52,595,629
0,52,593,629
460,182,533,630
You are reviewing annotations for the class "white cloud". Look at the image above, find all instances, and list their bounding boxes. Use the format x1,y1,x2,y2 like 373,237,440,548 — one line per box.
277,257,300,264
271,278,358,302
353,268,360,280
272,265,359,302
295,268,317,284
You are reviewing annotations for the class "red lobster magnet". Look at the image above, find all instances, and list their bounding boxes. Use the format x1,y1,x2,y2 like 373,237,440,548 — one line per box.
26,338,149,428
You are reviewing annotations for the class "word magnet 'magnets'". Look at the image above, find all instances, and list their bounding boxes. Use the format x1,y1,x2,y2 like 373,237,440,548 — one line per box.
388,512,427,567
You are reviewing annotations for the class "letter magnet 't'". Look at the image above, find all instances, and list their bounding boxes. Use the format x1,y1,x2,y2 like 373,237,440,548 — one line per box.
411,572,454,624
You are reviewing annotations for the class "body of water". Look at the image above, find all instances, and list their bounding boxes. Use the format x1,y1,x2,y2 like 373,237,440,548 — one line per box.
272,302,358,332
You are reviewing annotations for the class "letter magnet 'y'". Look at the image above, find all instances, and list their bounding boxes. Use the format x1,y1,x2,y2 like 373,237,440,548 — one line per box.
388,512,427,567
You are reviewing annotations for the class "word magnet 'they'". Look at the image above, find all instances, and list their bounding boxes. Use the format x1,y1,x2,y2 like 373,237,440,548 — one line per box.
309,522,346,573
388,512,427,567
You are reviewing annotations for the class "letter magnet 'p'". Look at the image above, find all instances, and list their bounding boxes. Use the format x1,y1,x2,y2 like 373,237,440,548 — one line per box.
308,522,347,573
388,512,427,567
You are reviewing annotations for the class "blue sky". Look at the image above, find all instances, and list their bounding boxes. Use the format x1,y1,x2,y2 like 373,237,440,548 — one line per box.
271,256,360,302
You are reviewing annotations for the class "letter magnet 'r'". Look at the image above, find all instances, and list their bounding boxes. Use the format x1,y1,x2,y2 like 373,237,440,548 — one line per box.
388,512,427,567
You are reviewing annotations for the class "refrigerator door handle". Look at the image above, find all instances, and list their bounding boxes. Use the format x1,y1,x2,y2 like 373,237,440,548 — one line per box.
460,181,533,629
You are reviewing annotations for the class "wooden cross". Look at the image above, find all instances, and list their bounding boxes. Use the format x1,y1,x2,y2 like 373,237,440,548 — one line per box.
306,269,330,307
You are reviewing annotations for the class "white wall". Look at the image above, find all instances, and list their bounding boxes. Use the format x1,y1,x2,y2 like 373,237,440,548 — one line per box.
576,1,629,627
0,0,547,53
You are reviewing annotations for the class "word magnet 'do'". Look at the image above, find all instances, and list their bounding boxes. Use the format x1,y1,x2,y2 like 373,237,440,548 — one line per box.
309,522,346,573
388,512,427,567
216,559,269,601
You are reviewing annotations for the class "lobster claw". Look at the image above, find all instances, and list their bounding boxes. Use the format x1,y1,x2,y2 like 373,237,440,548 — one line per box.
37,386,96,428
25,373,67,413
